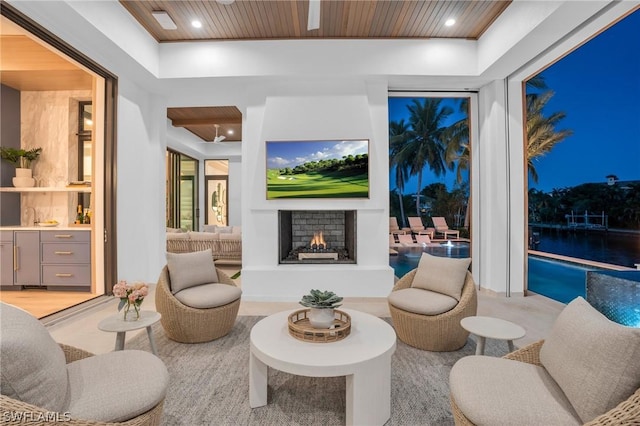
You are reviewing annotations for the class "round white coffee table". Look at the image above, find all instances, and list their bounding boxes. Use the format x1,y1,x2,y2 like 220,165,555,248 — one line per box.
98,310,161,355
460,316,526,355
249,309,396,426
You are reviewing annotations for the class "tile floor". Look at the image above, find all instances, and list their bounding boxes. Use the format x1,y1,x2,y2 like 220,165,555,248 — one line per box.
45,267,565,355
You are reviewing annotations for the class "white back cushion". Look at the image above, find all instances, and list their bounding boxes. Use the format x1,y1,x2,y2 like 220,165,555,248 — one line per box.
411,253,471,301
540,297,640,423
0,302,69,412
166,249,219,294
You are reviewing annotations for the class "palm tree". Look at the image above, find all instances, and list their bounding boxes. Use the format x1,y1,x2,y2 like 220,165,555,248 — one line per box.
399,99,453,215
389,119,411,227
526,90,573,183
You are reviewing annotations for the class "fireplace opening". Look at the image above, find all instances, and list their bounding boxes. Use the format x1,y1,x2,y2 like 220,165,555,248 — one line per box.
278,210,356,264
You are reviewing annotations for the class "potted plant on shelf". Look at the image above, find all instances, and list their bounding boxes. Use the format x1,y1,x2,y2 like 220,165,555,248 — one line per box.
0,147,42,187
299,289,343,329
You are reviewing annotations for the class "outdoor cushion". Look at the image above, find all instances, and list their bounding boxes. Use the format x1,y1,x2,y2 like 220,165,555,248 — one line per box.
539,296,640,423
174,283,242,309
187,231,219,240
219,233,241,241
66,350,168,422
387,287,458,315
450,356,581,425
166,249,219,294
411,252,471,300
0,302,69,412
166,232,189,240
202,225,217,233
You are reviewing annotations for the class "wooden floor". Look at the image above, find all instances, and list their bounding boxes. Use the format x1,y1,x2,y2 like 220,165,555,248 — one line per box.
0,289,100,319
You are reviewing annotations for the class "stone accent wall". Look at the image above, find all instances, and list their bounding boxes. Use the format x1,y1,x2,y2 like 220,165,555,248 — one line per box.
291,211,345,249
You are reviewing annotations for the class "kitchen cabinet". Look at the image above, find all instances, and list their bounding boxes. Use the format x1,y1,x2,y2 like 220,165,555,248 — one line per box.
0,229,91,290
40,230,91,289
0,231,14,287
14,231,40,286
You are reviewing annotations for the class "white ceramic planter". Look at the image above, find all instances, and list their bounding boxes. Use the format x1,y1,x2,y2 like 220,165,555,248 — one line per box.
13,169,35,187
308,307,335,329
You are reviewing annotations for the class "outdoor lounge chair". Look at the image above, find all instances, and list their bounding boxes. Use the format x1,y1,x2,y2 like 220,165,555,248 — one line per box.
389,217,407,235
397,234,417,246
407,216,434,237
432,216,460,239
415,234,432,245
449,297,640,425
388,253,476,351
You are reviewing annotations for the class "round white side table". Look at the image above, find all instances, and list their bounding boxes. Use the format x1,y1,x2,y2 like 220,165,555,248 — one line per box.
98,310,161,355
460,316,526,355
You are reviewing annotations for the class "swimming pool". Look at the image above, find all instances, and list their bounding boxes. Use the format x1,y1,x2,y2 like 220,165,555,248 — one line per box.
526,256,595,303
388,245,601,305
389,242,470,278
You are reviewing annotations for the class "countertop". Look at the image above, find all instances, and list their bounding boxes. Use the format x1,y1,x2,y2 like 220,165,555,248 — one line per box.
0,225,91,231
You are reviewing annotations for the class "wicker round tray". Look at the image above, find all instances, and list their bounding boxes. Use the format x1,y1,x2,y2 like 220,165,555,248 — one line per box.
288,309,351,343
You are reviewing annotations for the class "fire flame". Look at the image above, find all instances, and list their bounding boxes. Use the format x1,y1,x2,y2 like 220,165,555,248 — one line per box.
310,231,326,247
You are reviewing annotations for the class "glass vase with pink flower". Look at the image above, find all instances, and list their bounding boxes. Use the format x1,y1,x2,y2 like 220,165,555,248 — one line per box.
113,280,149,321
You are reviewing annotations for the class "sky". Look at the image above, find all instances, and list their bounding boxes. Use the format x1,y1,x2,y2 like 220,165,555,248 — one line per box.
389,9,640,195
266,139,368,169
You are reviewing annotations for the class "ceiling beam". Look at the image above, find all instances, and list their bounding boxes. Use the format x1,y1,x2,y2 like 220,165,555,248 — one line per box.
169,117,242,126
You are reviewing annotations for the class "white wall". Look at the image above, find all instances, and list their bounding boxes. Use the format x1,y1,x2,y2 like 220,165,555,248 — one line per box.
241,79,394,301
115,81,167,282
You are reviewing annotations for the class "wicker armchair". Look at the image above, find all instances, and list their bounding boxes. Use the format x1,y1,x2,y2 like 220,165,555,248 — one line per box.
0,344,164,426
155,265,240,343
388,269,477,351
450,340,640,425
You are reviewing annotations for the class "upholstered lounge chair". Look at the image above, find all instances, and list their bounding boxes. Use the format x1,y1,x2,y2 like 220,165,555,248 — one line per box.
0,302,168,425
449,297,640,425
389,217,406,235
407,216,434,237
388,253,477,351
432,216,459,239
156,249,241,343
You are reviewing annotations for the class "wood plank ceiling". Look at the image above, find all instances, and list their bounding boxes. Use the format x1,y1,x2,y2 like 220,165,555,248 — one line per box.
122,1,511,143
120,0,511,42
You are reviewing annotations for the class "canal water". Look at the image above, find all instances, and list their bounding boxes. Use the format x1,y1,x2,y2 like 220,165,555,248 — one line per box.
530,228,640,268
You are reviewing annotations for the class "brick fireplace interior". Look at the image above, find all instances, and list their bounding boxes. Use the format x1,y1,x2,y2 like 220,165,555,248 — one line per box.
278,210,356,264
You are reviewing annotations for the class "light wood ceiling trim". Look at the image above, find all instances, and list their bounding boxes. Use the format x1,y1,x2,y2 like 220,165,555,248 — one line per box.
119,1,511,42
1,36,79,71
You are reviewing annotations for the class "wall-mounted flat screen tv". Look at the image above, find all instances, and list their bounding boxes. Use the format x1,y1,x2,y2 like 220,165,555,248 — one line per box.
266,139,369,199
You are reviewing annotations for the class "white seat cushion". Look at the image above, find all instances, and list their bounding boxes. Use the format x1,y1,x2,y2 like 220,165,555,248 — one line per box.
411,253,471,301
540,296,640,423
66,350,168,422
388,287,458,315
450,356,581,425
174,283,242,309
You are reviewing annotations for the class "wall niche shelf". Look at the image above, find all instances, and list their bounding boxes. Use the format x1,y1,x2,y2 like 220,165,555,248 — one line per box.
0,186,91,193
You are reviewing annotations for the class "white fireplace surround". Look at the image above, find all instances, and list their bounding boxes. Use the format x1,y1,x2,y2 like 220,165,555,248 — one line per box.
241,83,394,301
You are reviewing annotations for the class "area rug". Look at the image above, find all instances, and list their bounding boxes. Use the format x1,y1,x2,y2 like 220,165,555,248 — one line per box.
127,316,508,425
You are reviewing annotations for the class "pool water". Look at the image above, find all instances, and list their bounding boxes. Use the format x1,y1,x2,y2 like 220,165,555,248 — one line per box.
526,256,593,303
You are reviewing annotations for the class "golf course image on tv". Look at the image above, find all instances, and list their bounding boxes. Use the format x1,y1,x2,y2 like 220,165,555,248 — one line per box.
266,139,369,199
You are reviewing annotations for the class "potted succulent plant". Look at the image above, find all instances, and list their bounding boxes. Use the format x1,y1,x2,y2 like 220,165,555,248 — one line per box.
0,147,42,187
300,289,343,329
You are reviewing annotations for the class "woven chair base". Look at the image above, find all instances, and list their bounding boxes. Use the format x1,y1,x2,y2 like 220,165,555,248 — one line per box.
388,270,477,352
156,266,241,344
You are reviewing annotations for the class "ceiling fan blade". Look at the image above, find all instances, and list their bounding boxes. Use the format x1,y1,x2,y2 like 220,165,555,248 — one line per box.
213,135,226,143
307,0,320,31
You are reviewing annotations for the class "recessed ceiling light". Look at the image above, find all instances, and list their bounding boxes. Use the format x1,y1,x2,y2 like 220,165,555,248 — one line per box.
227,129,234,135
151,10,177,30
445,18,456,27
191,20,202,29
